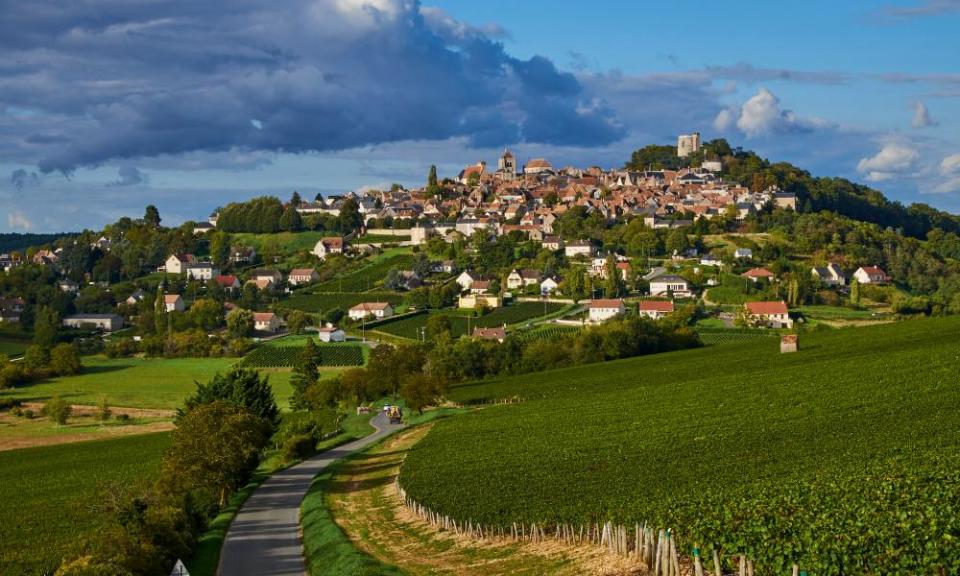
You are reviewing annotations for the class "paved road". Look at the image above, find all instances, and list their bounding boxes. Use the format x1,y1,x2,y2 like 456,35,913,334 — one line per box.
218,412,404,576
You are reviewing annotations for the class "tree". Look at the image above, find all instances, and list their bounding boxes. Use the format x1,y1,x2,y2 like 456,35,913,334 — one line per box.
428,165,438,188
665,227,689,255
189,299,223,331
290,190,302,206
144,205,161,228
23,344,51,371
604,254,624,298
44,395,71,426
384,267,403,291
226,309,254,339
49,343,82,376
337,197,362,233
424,314,452,341
850,277,861,307
161,401,270,505
279,204,303,232
96,396,112,423
181,367,279,428
400,372,447,415
286,310,309,335
339,367,370,406
154,290,168,336
33,305,59,348
290,339,321,410
210,231,232,267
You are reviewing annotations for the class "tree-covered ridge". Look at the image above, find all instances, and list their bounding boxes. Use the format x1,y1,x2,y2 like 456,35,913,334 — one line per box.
0,233,74,254
627,139,960,238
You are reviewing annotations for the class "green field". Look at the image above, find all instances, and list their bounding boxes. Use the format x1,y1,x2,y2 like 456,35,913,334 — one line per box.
283,291,404,313
0,433,170,576
376,302,565,340
400,317,960,574
354,234,411,243
0,336,30,357
231,231,329,253
0,356,236,409
241,344,364,368
313,252,414,293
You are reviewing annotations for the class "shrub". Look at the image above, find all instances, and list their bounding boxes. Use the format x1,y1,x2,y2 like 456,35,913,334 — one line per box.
43,395,71,426
97,397,112,422
0,363,30,388
105,338,138,358
50,343,82,376
282,434,315,463
23,408,35,419
23,344,50,371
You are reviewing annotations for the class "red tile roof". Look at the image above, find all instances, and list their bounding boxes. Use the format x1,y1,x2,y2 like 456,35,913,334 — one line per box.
742,267,775,278
746,301,789,315
590,299,625,309
639,300,674,312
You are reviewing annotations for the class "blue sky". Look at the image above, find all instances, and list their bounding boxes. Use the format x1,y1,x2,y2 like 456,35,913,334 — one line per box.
2,0,959,232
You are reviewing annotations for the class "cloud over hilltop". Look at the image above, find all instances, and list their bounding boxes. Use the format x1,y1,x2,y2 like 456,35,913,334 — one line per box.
0,0,624,174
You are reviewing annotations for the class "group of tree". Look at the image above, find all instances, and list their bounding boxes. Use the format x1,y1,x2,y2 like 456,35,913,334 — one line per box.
57,368,278,575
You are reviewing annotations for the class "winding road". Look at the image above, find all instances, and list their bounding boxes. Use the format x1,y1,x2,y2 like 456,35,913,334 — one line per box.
218,412,403,576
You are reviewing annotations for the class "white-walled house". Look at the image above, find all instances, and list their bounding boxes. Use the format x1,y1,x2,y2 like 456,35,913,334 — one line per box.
456,270,482,291
540,276,560,295
348,302,394,321
288,268,320,286
565,240,595,258
62,314,124,332
734,248,753,260
316,325,346,342
638,300,674,320
313,237,345,259
186,262,219,281
506,269,541,289
745,301,793,328
649,274,692,298
164,294,185,312
853,266,889,285
253,312,282,333
811,263,846,287
588,299,625,323
165,253,195,274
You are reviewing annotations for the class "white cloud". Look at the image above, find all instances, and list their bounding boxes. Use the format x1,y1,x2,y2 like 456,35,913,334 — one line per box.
7,210,33,230
911,101,937,128
713,108,735,131
857,143,920,182
934,152,960,193
717,88,825,138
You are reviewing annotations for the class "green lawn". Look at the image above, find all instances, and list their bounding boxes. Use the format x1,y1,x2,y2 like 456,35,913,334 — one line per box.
0,433,171,576
231,231,329,253
798,305,886,320
281,291,404,313
0,336,30,357
400,317,960,575
0,356,236,409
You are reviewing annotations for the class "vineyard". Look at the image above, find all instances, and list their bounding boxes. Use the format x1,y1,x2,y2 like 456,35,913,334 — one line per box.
375,302,565,340
399,316,960,575
696,327,777,345
515,323,582,342
313,253,414,293
282,291,403,313
241,344,364,368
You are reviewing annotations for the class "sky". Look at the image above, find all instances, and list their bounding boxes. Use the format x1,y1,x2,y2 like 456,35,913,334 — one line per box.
2,0,960,232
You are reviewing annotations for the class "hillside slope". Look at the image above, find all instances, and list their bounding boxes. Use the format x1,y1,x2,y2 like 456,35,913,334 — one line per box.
400,318,960,574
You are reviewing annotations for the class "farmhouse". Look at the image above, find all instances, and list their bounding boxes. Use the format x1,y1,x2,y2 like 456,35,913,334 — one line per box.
185,262,219,281
734,248,753,260
649,274,692,298
0,297,24,323
742,267,775,282
506,269,541,289
313,237,345,259
472,326,507,342
542,236,564,251
164,253,195,274
316,325,346,343
458,294,501,309
811,263,846,287
192,222,214,235
62,314,124,332
164,294,185,312
288,268,320,286
638,300,674,320
745,301,793,328
215,275,241,290
253,312,282,333
853,266,889,285
348,302,394,320
540,276,560,295
564,240,595,258
589,299,625,323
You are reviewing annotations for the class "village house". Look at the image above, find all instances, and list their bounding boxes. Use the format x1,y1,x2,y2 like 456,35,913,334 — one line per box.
811,263,846,287
62,314,124,332
316,325,346,343
565,240,595,258
699,253,724,267
429,260,456,274
253,312,282,333
853,266,889,285
193,222,215,235
164,294,185,313
124,289,147,306
745,301,793,329
230,246,256,264
540,276,560,296
589,299,626,323
638,300,674,320
0,297,24,323
215,275,241,290
186,262,219,281
164,253,195,274
506,269,541,290
58,279,79,293
458,293,501,309
648,274,692,298
313,237,345,259
288,268,320,286
542,236,564,251
348,302,394,321
472,326,507,342
742,267,775,283
734,248,753,260
251,268,283,285
456,270,483,291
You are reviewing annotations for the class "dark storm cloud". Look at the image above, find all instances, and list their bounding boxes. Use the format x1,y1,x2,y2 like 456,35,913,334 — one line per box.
0,0,625,174
107,166,149,187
